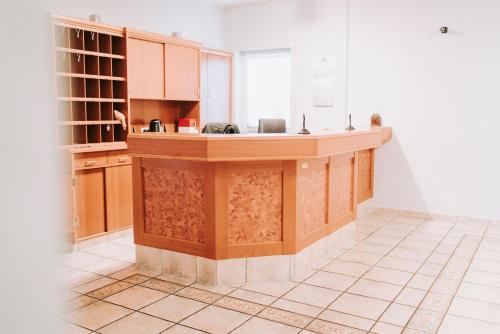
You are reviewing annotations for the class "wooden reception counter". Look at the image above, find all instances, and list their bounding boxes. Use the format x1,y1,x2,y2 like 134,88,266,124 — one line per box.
128,127,392,261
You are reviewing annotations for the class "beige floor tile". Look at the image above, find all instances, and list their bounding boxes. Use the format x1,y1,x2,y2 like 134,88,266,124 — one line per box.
72,277,117,294
140,278,184,294
258,307,313,328
377,226,412,238
417,263,443,277
114,251,136,263
271,298,323,317
448,296,500,325
364,234,402,247
214,296,265,315
97,312,173,334
63,295,98,314
338,250,383,266
190,283,236,295
427,252,450,265
181,305,251,334
435,244,457,255
242,280,298,297
233,317,300,334
86,281,133,299
400,240,438,252
469,258,500,274
378,256,422,273
380,303,415,327
229,288,277,305
162,324,205,334
407,274,435,291
438,314,500,334
306,319,365,334
58,268,102,289
474,249,500,262
420,293,452,313
108,266,139,280
175,287,223,304
456,281,500,304
322,260,371,277
463,269,500,288
84,243,132,258
407,308,443,333
318,309,374,331
351,241,394,255
65,301,132,331
60,322,92,334
283,284,341,308
430,278,460,296
305,271,357,291
58,252,104,269
371,322,403,334
348,278,403,301
328,292,389,320
395,288,426,307
389,247,431,261
104,285,166,310
363,267,413,286
142,295,207,322
81,258,133,276
122,274,150,284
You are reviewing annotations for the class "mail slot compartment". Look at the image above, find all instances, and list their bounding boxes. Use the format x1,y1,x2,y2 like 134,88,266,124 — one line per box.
107,150,130,165
74,152,108,169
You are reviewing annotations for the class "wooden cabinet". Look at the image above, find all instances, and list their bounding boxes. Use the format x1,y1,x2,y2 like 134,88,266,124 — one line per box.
165,44,200,101
72,150,133,241
74,169,106,239
201,50,232,124
128,38,165,99
105,165,133,231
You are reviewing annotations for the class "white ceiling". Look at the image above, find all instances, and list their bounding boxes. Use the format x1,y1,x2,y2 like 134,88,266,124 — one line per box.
209,0,271,8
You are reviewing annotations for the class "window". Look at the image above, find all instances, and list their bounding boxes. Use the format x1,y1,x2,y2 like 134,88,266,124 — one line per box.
241,49,291,129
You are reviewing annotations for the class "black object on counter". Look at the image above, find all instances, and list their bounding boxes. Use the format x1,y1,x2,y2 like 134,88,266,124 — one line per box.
148,119,161,132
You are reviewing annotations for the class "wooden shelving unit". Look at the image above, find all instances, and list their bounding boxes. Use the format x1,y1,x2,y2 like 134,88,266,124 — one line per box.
53,20,128,148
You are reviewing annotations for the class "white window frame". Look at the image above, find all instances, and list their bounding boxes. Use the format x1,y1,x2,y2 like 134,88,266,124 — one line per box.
239,48,292,131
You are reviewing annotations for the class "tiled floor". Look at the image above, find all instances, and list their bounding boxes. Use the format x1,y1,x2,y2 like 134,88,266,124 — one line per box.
56,212,500,333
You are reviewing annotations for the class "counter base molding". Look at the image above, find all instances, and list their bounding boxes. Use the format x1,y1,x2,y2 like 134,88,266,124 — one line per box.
136,220,358,285
130,128,392,273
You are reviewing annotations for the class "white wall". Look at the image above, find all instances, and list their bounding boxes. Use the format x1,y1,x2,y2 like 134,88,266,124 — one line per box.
225,0,348,131
226,0,500,220
49,0,226,49
348,0,500,220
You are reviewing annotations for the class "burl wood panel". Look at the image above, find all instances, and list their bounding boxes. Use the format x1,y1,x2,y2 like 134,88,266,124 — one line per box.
227,171,283,245
358,149,374,203
143,166,206,244
331,154,355,220
299,159,328,236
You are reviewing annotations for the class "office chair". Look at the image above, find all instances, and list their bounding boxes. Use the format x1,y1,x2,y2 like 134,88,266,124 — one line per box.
258,119,286,133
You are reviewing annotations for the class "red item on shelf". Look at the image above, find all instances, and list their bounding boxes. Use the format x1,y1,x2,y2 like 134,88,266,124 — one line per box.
178,118,197,127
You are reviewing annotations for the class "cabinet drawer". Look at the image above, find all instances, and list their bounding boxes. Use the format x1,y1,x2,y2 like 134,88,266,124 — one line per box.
108,151,131,165
74,152,107,169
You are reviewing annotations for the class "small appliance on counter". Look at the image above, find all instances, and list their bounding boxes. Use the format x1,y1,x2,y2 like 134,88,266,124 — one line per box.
141,119,162,133
178,118,199,134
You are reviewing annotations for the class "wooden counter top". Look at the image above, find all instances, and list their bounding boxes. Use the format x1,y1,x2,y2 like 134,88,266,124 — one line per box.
128,127,392,161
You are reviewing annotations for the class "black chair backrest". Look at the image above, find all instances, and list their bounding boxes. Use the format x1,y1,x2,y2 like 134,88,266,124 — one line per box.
258,119,286,133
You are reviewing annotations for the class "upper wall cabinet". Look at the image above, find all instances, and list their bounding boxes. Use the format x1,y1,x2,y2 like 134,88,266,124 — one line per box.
128,38,165,99
127,29,201,101
165,44,200,101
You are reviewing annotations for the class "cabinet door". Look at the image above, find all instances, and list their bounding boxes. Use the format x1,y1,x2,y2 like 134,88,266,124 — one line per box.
206,53,230,123
75,169,105,239
128,38,165,99
105,165,133,231
165,44,200,101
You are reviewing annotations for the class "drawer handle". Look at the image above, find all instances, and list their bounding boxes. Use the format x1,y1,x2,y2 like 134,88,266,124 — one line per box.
118,157,129,163
85,160,96,167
